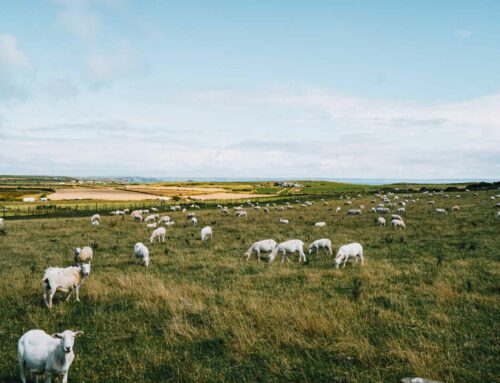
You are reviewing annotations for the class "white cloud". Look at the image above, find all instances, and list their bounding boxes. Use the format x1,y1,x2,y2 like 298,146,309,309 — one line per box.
0,34,31,68
456,29,472,38
54,0,101,39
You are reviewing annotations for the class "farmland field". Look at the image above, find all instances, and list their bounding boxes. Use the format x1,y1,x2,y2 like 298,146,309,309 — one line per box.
0,188,498,382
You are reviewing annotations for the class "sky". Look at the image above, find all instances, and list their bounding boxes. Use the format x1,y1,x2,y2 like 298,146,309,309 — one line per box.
0,0,499,179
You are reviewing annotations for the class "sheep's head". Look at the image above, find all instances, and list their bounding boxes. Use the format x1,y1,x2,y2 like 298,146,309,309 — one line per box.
52,330,84,353
80,263,91,277
72,247,81,255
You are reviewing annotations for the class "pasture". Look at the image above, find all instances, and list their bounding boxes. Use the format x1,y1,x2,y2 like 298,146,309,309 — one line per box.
0,191,498,382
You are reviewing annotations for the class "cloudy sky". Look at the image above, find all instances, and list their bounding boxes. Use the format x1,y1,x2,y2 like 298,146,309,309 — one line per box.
1,0,499,179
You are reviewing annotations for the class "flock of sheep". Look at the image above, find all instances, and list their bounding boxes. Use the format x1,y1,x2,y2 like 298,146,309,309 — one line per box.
9,189,500,382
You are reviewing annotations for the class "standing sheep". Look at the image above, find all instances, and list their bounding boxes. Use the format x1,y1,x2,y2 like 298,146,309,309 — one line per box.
244,239,277,261
201,226,212,241
269,240,306,263
334,243,364,269
18,329,84,383
134,242,150,266
377,217,386,227
308,239,332,255
150,227,166,243
42,264,91,309
72,247,93,264
391,219,406,230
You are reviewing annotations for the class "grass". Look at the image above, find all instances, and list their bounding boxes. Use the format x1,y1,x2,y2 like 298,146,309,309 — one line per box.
0,191,498,382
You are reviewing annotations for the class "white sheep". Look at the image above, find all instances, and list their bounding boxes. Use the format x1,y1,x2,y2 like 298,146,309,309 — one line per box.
42,264,91,309
397,207,406,214
269,239,306,263
236,210,247,218
279,218,289,224
391,219,406,230
18,329,84,383
201,226,212,241
391,214,403,221
451,205,460,211
146,222,157,228
347,209,361,215
377,217,386,227
221,208,229,215
151,207,158,212
159,215,171,224
134,242,150,266
133,214,143,222
335,207,341,213
334,243,364,269
263,207,270,213
91,220,99,226
191,217,198,225
436,208,448,215
308,239,332,255
72,247,93,264
314,221,326,227
90,214,100,223
244,239,277,261
187,212,196,219
150,227,166,243
144,215,156,223
165,221,175,226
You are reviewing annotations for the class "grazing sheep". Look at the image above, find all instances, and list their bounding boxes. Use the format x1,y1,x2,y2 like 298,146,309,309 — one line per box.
428,200,435,205
143,209,149,214
191,217,198,226
397,207,406,214
377,217,386,227
91,220,99,226
133,214,143,222
164,221,175,226
42,264,91,309
347,209,361,216
221,208,229,215
134,242,150,266
18,329,84,383
344,201,352,205
123,209,129,214
90,214,100,223
72,247,93,264
451,205,460,211
335,207,341,213
436,208,448,215
279,218,289,224
277,206,285,212
376,207,390,213
269,240,306,263
144,215,156,223
150,227,166,243
146,222,157,228
201,226,212,241
391,214,403,221
151,207,158,212
236,210,248,218
314,221,326,227
334,243,364,269
308,239,332,255
391,219,406,230
187,212,196,219
159,215,171,224
244,239,277,261
263,207,270,213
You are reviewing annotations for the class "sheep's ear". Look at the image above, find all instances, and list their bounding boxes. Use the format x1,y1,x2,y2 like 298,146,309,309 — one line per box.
52,333,64,339
74,331,84,337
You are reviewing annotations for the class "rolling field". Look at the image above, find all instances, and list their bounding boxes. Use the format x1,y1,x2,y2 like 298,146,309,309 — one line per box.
0,191,498,382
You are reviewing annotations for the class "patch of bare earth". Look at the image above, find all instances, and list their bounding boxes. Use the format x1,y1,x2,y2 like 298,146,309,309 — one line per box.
48,188,164,201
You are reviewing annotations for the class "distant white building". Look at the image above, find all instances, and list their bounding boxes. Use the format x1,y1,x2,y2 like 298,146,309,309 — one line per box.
23,197,36,202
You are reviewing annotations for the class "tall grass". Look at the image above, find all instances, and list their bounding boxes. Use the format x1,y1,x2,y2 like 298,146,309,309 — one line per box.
0,191,498,382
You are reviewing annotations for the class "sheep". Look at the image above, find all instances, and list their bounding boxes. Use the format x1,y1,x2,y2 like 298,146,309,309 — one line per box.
187,212,196,219
72,247,93,264
144,215,156,223
90,214,100,223
269,240,306,263
221,208,229,215
236,210,247,218
201,226,212,241
123,208,129,214
451,205,460,211
335,207,341,213
0,218,3,226
159,215,171,224
397,207,406,214
391,219,406,230
263,207,270,213
42,264,91,309
391,214,403,221
18,329,84,383
436,208,448,215
279,218,289,224
143,209,150,214
314,221,326,227
308,239,332,255
134,242,150,266
244,239,277,261
151,207,158,212
133,214,143,222
344,201,352,205
150,227,166,243
334,243,364,269
277,206,285,212
191,217,198,226
146,222,157,228
165,221,175,226
347,209,361,216
91,220,99,226
377,217,386,227
428,200,435,205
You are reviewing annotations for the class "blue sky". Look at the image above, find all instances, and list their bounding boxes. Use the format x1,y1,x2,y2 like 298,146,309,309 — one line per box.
1,0,499,178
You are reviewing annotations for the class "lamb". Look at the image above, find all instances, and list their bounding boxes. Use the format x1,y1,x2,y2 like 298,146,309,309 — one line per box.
144,215,156,223
334,243,364,269
243,239,277,261
451,205,460,211
308,239,332,255
436,208,448,215
150,227,166,243
391,219,406,230
279,218,289,224
72,247,93,264
377,217,386,227
191,217,198,225
90,214,100,223
42,264,91,309
146,222,157,228
134,242,150,266
269,239,306,263
314,221,326,227
18,329,84,383
201,226,212,241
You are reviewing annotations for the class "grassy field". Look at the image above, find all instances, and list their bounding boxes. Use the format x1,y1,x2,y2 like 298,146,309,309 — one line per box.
0,190,499,382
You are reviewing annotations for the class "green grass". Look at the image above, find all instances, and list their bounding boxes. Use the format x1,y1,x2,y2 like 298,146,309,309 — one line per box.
0,191,499,382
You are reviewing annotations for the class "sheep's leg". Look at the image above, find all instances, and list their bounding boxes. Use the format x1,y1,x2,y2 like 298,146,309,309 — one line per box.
256,249,260,261
300,251,306,263
359,254,364,266
48,289,56,308
61,371,69,383
43,289,49,308
75,286,80,302
44,372,52,383
19,358,26,383
65,288,74,301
